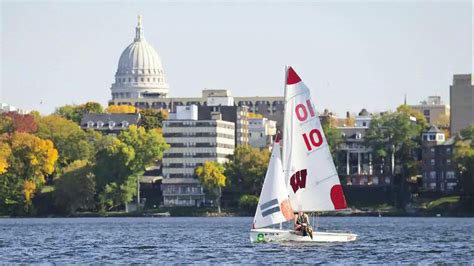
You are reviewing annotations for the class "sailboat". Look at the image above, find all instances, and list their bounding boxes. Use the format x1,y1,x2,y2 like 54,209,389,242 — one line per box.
250,66,357,243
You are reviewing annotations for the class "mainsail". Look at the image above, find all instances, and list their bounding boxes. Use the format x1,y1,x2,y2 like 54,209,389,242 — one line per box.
282,66,347,212
253,136,294,229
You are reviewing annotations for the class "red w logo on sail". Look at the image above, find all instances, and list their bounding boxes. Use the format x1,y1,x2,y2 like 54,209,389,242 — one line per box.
290,169,307,193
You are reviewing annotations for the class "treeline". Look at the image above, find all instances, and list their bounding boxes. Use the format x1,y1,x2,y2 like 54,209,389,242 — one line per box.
0,102,169,216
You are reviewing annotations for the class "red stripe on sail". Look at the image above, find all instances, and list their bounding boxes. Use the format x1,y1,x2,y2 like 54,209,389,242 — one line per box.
287,67,302,85
330,184,347,209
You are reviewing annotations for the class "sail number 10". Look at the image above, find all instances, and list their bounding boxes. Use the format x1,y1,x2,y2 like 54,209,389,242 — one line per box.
296,99,324,151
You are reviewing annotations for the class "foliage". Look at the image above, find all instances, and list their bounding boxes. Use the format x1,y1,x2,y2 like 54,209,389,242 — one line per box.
434,113,450,129
344,116,355,127
365,111,424,207
118,125,169,173
248,112,263,119
396,104,429,131
54,160,96,215
0,142,11,174
54,102,103,124
98,177,137,211
0,116,14,134
195,161,226,213
238,194,259,212
224,145,270,203
0,132,58,211
139,109,169,130
106,105,137,114
36,115,93,167
454,125,474,209
322,120,343,161
1,112,38,133
94,137,135,190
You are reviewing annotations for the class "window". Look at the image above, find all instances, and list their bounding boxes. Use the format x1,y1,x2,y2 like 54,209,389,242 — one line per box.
423,135,428,141
437,135,444,141
87,121,94,128
424,110,430,116
430,171,436,179
109,121,116,129
446,147,451,154
147,78,150,82
362,122,367,127
446,159,451,165
430,148,435,153
430,159,435,166
96,121,104,128
141,78,144,82
122,121,129,128
429,134,436,141
128,78,131,82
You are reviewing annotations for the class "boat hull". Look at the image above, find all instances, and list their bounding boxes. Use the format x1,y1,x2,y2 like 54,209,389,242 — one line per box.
250,228,357,243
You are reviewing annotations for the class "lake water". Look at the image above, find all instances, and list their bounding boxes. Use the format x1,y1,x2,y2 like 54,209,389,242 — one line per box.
0,217,473,263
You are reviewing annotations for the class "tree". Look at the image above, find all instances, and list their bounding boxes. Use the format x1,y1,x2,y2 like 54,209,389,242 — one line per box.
36,115,93,167
0,115,14,134
0,142,11,174
2,112,38,133
139,109,168,130
396,104,429,131
322,119,343,162
54,160,96,215
54,102,104,124
224,145,270,205
118,125,169,173
82,102,104,114
454,125,474,211
94,137,135,191
105,105,137,114
195,161,226,214
0,132,58,212
239,194,259,212
365,111,423,207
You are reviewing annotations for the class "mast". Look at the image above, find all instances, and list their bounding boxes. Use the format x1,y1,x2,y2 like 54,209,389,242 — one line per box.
282,65,289,177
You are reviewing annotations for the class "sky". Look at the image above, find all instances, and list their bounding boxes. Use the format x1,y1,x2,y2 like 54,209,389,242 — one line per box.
1,0,472,117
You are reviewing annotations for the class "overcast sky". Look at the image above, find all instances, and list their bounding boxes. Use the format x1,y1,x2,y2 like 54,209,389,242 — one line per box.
1,1,472,116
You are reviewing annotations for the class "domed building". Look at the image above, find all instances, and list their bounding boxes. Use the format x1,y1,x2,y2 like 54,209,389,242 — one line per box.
110,16,169,104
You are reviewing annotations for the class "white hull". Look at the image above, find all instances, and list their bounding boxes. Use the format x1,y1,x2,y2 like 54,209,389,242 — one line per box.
250,228,357,243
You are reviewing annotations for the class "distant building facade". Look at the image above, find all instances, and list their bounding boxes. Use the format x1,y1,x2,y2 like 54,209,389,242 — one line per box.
409,96,450,125
80,113,140,134
336,109,393,187
161,105,235,207
248,117,277,148
0,103,29,115
450,74,474,135
421,126,458,193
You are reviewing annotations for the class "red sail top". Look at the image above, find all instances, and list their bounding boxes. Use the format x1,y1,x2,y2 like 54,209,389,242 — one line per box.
287,66,302,85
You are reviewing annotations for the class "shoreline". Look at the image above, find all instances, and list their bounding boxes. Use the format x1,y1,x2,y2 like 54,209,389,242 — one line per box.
1,210,473,219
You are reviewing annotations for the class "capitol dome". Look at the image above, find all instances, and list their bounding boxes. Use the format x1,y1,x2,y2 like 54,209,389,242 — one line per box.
111,16,169,102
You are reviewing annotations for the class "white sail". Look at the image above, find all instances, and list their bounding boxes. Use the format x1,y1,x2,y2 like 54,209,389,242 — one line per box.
282,66,347,212
253,137,294,229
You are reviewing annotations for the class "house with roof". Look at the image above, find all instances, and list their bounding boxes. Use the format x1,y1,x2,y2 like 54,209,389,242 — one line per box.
80,113,141,134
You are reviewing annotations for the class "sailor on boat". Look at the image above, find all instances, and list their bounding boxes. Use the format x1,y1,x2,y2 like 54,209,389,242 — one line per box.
294,211,313,239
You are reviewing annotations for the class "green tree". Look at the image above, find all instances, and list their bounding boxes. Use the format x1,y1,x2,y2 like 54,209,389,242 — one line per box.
224,145,270,205
54,160,96,215
36,115,94,168
365,111,424,207
139,109,168,130
118,125,169,173
396,104,429,130
239,194,259,212
454,125,474,211
195,161,226,213
54,102,104,124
